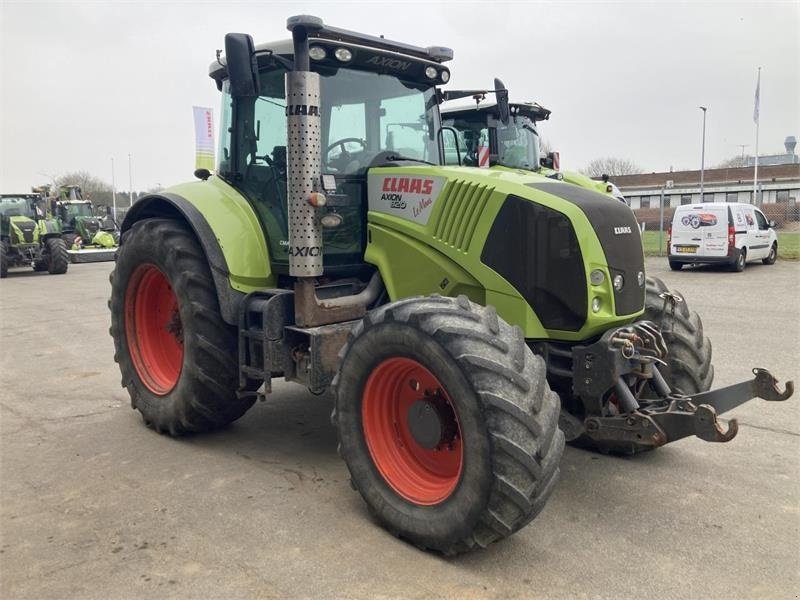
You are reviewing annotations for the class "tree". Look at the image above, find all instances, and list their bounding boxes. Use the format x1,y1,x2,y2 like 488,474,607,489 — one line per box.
581,157,644,177
53,170,112,198
714,154,753,169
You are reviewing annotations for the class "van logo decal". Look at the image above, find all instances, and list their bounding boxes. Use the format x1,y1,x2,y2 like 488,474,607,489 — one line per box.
614,226,632,235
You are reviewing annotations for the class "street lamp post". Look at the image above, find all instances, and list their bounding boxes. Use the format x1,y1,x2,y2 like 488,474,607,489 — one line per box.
699,106,707,201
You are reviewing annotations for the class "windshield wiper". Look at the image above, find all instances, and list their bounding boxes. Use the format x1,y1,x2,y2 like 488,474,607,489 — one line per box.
384,154,436,165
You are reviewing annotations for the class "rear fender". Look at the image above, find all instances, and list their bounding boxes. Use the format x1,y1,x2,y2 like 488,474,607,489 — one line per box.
121,178,274,324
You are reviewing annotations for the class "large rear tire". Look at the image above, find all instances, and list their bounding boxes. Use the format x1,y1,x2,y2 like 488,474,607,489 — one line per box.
45,238,69,274
109,218,254,435
333,295,564,554
732,248,746,272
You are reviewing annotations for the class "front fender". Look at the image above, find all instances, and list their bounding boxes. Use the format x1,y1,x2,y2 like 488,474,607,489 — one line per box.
121,177,274,324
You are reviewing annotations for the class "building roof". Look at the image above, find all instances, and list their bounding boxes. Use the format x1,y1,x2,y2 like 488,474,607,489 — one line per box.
608,163,800,190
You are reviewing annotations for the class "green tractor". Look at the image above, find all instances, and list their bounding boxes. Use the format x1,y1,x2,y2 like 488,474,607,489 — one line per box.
441,91,627,202
53,185,118,261
0,194,68,278
109,16,793,554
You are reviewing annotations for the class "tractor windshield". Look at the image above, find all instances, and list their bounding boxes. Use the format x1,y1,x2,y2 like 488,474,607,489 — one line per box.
217,64,441,273
444,111,541,171
0,197,36,219
65,203,93,219
497,116,540,170
219,66,439,180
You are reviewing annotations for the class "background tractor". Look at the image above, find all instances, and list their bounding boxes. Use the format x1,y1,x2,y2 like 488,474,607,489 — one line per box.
51,185,118,262
0,194,68,278
109,16,792,554
442,94,627,202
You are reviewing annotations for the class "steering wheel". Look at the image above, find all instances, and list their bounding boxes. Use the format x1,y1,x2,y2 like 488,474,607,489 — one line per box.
325,137,367,172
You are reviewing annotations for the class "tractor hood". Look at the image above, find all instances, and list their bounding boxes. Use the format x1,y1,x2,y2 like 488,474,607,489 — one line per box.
9,216,38,245
366,165,645,339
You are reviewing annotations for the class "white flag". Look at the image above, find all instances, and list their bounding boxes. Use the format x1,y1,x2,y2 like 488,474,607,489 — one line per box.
193,106,215,171
753,69,760,124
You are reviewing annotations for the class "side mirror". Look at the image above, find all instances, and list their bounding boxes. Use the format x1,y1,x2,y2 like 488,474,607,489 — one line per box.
769,220,777,228
225,33,260,97
494,78,510,125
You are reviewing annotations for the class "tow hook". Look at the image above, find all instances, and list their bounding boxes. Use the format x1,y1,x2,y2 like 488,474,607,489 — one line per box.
584,368,793,447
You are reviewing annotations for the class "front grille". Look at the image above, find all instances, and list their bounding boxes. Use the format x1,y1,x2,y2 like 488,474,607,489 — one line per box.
527,182,645,316
13,223,36,244
433,179,493,252
481,195,587,331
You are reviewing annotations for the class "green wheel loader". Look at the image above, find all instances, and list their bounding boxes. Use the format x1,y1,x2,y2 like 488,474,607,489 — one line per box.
1,194,68,278
109,16,793,554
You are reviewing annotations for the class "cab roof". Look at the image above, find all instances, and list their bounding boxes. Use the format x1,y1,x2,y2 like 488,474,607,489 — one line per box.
442,101,552,122
209,20,453,90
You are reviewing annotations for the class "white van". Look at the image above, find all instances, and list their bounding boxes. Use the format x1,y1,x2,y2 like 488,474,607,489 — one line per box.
668,203,778,271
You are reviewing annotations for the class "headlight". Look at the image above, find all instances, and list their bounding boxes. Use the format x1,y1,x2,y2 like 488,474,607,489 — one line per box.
440,70,450,83
424,66,437,79
613,274,624,291
334,47,353,62
590,269,605,286
592,297,601,313
309,46,326,61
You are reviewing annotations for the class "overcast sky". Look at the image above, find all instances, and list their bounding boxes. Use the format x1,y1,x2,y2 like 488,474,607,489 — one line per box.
1,1,798,192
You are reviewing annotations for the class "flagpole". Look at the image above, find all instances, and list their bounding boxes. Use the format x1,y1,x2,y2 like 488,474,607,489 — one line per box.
111,157,117,221
753,67,761,205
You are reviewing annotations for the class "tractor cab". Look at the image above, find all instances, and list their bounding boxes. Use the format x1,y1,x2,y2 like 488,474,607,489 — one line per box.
210,32,450,277
442,100,550,170
442,97,627,202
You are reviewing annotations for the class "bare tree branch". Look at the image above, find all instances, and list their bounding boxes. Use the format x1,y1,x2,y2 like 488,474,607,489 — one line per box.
581,157,644,177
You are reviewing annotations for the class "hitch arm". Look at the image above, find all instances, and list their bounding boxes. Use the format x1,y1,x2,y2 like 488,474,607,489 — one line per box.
684,368,793,416
583,368,793,448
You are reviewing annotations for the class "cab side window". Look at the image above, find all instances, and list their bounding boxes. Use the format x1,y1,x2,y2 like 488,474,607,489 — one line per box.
754,210,769,230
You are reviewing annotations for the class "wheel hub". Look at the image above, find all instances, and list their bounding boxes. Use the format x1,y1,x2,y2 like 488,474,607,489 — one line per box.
408,393,459,450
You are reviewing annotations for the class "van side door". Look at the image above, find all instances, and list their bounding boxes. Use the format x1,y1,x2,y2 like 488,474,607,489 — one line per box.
752,209,772,259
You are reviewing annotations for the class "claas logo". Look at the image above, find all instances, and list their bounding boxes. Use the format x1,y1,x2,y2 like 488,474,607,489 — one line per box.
382,177,434,195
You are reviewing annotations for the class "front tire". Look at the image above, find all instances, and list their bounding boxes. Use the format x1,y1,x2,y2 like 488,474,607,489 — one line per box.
333,295,564,554
109,218,254,435
0,241,7,278
45,238,68,274
643,277,714,396
762,243,777,265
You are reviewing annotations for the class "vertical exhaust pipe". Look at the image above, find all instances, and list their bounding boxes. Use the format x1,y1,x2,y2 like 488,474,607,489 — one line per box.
285,16,368,327
286,15,324,278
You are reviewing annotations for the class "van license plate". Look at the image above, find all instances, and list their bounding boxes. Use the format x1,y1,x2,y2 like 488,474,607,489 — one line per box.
676,246,697,254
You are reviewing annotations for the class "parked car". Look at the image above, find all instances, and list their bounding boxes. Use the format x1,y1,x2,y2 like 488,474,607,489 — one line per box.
668,202,778,272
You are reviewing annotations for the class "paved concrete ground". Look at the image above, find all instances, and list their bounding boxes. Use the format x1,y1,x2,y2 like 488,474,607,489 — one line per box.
1,258,798,599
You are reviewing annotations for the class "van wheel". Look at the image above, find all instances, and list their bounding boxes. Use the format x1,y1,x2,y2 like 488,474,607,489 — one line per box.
669,261,682,271
762,243,777,265
732,248,746,272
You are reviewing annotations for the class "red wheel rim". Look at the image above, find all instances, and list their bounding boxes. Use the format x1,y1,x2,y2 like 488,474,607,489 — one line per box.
362,357,463,505
124,264,183,395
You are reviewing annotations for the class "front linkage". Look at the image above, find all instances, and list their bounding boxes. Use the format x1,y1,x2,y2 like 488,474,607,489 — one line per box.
562,320,793,450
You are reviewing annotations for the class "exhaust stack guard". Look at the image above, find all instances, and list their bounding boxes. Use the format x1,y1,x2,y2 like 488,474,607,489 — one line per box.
286,16,366,327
